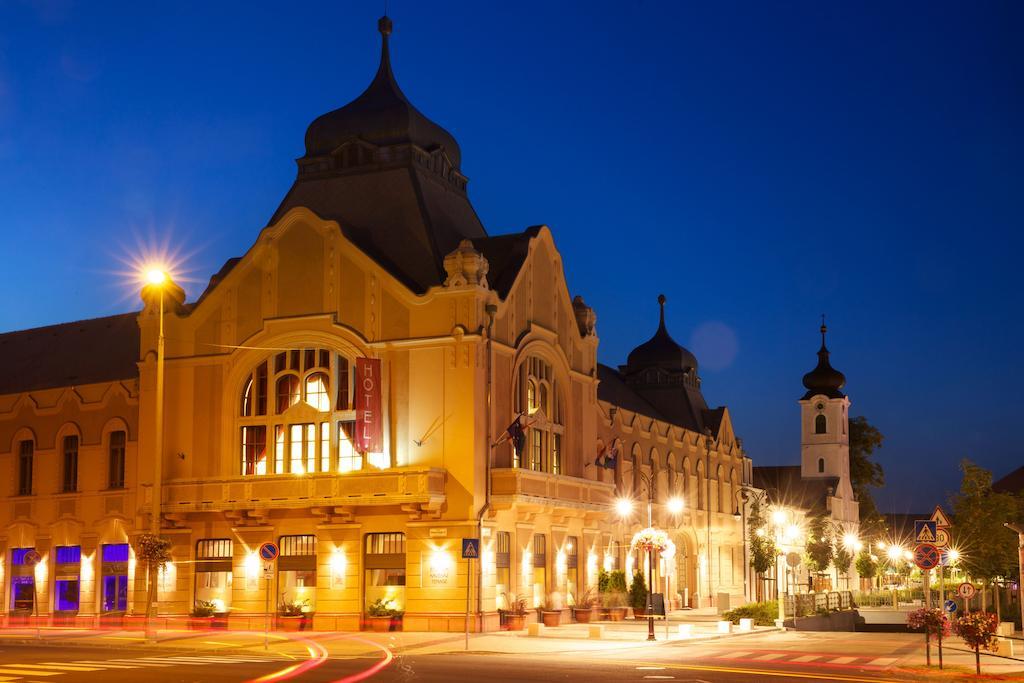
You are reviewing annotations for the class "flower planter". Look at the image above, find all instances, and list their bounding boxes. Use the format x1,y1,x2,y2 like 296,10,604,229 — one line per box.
607,607,627,621
277,614,312,631
505,614,526,631
541,610,561,627
188,616,215,630
366,615,392,632
573,608,594,623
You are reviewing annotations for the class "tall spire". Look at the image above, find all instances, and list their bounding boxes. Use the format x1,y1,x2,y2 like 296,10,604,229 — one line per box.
802,317,845,399
658,293,667,330
377,15,393,75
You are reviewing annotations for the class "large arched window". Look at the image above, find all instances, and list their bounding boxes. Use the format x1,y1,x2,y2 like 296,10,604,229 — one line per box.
514,356,564,474
238,348,366,476
695,460,705,510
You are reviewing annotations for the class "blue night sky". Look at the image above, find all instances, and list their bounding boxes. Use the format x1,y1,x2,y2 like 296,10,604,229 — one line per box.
1,1,1021,512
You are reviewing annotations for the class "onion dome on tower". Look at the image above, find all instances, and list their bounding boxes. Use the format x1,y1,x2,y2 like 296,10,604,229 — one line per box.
801,317,846,399
270,15,486,294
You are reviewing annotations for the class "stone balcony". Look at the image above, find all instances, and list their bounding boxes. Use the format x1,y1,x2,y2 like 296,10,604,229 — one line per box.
143,467,447,521
489,468,616,516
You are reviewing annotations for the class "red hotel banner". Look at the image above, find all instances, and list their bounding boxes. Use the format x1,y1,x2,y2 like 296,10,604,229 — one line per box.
355,357,383,453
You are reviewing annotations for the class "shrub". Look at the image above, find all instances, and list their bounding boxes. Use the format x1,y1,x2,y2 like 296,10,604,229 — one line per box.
723,601,778,626
953,611,998,651
366,598,402,618
628,571,648,610
191,600,216,618
907,607,951,637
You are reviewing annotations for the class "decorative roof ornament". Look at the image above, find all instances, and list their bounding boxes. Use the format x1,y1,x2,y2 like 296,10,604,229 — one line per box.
801,314,846,399
572,295,596,337
443,239,489,288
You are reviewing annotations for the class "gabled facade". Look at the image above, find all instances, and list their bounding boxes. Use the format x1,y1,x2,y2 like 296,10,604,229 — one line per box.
0,16,750,630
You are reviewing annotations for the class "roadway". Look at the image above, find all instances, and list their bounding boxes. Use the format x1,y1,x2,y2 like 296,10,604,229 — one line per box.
0,630,977,682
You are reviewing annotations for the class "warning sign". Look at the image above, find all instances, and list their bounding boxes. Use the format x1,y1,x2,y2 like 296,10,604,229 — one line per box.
461,538,480,559
914,520,937,543
931,506,952,529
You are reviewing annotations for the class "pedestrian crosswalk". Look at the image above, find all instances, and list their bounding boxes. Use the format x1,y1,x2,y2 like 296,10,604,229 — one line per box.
697,649,902,669
0,654,291,681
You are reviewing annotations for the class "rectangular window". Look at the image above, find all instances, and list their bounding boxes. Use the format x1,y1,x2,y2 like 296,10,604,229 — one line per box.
62,435,79,493
280,534,317,557
278,534,317,612
319,349,330,369
275,352,286,374
551,434,562,475
56,546,81,563
338,421,360,472
10,549,35,612
108,431,126,489
304,349,316,372
566,536,579,605
18,440,33,495
305,423,316,473
241,426,267,475
195,539,233,613
495,531,511,611
530,430,543,472
290,424,304,474
337,356,350,410
275,425,285,473
55,545,82,612
531,534,547,608
255,362,268,416
320,422,330,473
101,543,129,612
364,533,406,613
289,349,300,371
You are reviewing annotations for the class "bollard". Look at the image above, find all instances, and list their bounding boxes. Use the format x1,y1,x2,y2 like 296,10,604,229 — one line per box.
527,622,544,637
717,620,733,634
677,624,693,638
588,625,604,639
739,618,753,632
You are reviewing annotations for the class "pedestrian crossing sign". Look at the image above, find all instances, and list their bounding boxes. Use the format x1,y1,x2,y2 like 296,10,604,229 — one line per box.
914,520,937,543
462,538,480,559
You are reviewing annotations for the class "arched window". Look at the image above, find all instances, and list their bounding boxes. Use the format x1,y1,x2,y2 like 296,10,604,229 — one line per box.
696,460,705,510
17,439,33,496
815,414,827,434
514,356,564,474
239,348,365,476
818,458,825,473
108,431,126,489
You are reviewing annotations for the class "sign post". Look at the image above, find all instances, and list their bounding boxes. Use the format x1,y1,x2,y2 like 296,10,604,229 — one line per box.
462,539,479,652
931,507,952,612
259,543,279,650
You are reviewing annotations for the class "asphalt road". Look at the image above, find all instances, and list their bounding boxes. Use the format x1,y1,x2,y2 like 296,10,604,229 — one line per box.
0,632,941,683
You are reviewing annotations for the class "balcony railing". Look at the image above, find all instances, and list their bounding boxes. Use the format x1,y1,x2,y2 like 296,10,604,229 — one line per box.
490,467,616,510
143,467,446,514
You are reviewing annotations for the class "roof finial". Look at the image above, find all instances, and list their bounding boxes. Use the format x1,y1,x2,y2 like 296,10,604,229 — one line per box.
658,294,667,328
820,314,827,349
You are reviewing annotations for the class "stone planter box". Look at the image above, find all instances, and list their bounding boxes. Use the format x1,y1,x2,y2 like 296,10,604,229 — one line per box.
606,607,628,621
276,614,313,631
505,614,526,631
366,615,392,632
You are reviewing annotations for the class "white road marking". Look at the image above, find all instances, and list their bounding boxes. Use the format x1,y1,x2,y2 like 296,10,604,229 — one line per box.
636,666,666,670
10,663,102,671
642,677,675,680
107,659,172,667
71,661,139,668
0,668,62,676
828,656,857,664
752,653,786,661
869,657,898,666
714,651,752,658
791,655,821,662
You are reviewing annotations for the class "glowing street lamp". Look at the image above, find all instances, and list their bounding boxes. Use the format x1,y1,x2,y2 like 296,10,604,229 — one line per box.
615,498,635,518
667,496,684,515
141,265,170,640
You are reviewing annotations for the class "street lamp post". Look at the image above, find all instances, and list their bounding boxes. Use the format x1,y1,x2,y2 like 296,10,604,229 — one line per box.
617,473,684,643
143,268,168,638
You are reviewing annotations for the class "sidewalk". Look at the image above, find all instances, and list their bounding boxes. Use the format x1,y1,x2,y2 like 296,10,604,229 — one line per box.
0,614,777,658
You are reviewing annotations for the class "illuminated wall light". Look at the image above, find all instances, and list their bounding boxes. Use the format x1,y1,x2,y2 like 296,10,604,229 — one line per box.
521,550,532,579
245,551,260,577
81,553,94,581
34,556,48,583
429,548,453,573
603,553,613,573
555,550,567,576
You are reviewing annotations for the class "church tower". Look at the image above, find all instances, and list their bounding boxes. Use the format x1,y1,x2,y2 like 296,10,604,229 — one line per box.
799,319,853,500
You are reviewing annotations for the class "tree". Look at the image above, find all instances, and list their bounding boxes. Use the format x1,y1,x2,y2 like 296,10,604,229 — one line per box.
849,416,886,538
133,533,172,622
805,515,834,579
834,547,853,588
748,499,777,602
855,549,878,583
628,570,648,611
951,460,1021,616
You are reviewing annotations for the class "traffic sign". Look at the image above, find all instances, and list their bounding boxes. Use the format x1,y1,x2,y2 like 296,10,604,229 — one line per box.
934,528,950,548
262,561,274,580
931,506,952,529
461,538,480,559
914,543,940,570
23,550,41,566
957,582,976,599
259,542,279,561
944,599,957,613
914,520,938,543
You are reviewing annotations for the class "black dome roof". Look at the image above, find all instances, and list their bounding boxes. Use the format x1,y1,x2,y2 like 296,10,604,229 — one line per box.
302,16,462,167
626,295,698,373
802,321,846,399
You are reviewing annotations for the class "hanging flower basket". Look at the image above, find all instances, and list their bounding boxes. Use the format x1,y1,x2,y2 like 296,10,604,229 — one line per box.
630,527,671,553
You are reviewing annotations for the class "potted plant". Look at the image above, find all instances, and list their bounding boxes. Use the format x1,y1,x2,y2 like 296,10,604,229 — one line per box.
365,598,403,632
573,588,596,623
277,596,312,631
602,570,628,621
499,593,528,631
539,595,562,627
189,600,216,630
629,571,649,618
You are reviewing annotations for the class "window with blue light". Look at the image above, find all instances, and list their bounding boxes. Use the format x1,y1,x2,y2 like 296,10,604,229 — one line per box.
56,546,81,564
102,543,129,562
12,547,34,565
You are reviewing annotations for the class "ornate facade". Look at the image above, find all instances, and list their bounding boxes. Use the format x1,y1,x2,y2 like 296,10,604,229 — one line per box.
0,17,749,630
